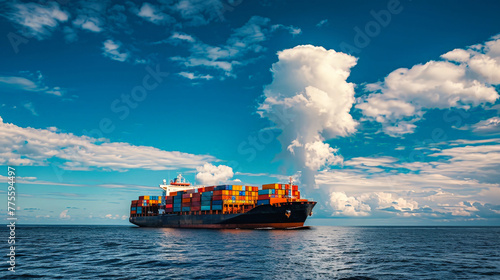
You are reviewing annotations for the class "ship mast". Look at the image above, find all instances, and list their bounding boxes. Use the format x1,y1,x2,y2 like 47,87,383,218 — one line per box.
289,176,293,200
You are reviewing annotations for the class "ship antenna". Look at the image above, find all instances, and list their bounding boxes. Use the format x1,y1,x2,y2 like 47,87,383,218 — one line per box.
289,176,293,200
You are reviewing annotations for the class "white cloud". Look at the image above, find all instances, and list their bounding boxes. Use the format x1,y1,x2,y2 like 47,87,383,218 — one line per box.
23,102,38,116
472,117,500,135
258,45,358,187
316,19,328,27
357,35,500,136
178,72,213,80
137,2,171,25
0,117,216,171
73,15,103,32
171,0,225,26
102,39,130,62
6,2,69,39
170,32,195,43
271,24,302,36
329,192,371,216
441,48,470,62
316,139,500,219
195,163,233,185
0,72,64,96
169,16,301,77
59,210,70,219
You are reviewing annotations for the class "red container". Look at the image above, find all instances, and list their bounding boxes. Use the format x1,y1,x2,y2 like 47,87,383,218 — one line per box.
170,191,177,196
166,197,174,203
182,202,191,207
205,186,215,191
191,206,201,211
258,194,281,200
139,196,145,200
192,197,201,202
186,189,196,194
192,193,200,197
165,207,173,212
213,190,223,196
213,195,222,200
191,201,201,206
165,203,173,208
182,198,191,203
182,193,192,198
197,187,205,193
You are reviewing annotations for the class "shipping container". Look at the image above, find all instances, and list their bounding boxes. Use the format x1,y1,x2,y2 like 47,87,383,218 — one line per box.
262,184,281,190
258,189,276,195
212,205,223,211
201,205,211,211
256,200,270,205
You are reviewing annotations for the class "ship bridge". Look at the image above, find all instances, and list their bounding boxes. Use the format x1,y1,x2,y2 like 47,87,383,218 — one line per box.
159,174,198,196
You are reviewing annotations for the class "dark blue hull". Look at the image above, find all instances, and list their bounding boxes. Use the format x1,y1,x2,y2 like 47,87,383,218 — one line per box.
129,201,316,229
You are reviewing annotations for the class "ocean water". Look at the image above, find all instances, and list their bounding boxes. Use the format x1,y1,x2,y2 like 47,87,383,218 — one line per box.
2,226,499,279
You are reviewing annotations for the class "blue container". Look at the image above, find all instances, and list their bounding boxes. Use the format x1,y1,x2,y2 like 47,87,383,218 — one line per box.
259,189,275,195
182,207,191,212
137,207,142,213
256,200,270,205
212,200,223,205
173,207,181,212
212,205,223,211
201,201,211,206
201,206,211,211
215,185,232,190
131,207,136,211
240,191,245,196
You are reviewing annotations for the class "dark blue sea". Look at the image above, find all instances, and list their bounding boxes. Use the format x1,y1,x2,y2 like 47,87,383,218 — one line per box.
2,226,499,279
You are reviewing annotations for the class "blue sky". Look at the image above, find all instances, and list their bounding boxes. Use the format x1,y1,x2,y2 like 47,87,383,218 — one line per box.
1,0,499,225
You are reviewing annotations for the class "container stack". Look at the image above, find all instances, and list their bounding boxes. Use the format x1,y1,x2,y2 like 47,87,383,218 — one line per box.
256,184,300,205
130,183,302,216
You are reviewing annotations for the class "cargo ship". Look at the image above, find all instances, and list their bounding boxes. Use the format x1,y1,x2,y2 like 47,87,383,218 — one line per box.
129,174,316,229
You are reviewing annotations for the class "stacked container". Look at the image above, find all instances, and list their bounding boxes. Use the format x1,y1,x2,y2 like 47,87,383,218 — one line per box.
130,183,302,217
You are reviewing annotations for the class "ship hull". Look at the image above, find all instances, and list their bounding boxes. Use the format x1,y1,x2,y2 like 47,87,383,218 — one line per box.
129,201,315,229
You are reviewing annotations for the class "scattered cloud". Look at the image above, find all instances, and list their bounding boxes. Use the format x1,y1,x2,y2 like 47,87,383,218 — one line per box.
170,0,225,26
316,139,500,219
271,24,302,36
0,117,217,171
73,15,103,32
5,2,69,39
59,209,70,219
472,117,500,135
258,45,358,187
102,39,130,62
195,163,234,185
169,16,302,77
23,102,38,116
316,19,328,27
137,2,172,25
178,72,213,80
357,35,500,136
0,71,65,96
170,32,195,43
